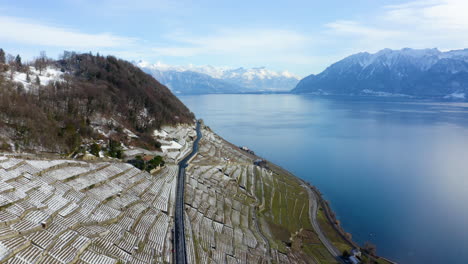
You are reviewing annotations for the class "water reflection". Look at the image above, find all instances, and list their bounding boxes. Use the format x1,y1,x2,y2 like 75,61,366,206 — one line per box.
180,94,468,264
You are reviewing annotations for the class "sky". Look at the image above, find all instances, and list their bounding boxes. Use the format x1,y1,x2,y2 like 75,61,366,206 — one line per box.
0,0,467,76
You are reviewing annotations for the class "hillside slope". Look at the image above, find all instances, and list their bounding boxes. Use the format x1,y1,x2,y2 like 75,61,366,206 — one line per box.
0,51,194,153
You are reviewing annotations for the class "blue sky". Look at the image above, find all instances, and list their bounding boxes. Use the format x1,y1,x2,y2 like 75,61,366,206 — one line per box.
0,0,467,76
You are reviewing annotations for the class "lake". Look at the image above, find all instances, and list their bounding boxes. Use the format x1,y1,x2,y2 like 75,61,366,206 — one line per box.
179,94,468,264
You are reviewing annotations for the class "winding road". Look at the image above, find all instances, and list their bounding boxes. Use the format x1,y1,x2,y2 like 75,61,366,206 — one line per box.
301,182,346,264
172,122,341,263
174,121,202,264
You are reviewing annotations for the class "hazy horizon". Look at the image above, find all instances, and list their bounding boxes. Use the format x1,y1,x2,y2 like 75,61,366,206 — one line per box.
1,0,467,76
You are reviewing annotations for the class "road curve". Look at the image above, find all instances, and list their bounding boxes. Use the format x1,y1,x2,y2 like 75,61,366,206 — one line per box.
301,182,345,264
174,121,202,264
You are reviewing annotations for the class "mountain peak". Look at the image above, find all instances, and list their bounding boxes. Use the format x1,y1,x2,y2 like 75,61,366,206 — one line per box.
137,62,300,93
293,48,468,99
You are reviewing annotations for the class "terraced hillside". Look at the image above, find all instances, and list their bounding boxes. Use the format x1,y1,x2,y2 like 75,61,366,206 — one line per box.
0,122,356,264
0,156,179,263
184,127,339,264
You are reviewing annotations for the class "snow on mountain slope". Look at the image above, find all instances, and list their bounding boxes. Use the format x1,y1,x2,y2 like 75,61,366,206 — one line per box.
137,61,300,93
143,68,246,95
293,48,468,99
137,60,228,78
345,48,468,72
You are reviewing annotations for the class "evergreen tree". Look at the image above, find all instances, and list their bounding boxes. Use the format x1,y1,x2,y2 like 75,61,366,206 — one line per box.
0,49,5,64
107,139,123,159
15,55,22,67
35,75,40,85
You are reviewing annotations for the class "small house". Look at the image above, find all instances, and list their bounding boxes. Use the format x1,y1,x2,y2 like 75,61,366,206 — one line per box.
351,248,361,257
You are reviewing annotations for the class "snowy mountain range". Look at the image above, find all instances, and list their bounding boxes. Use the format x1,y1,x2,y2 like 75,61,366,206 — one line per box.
137,61,300,94
292,48,468,100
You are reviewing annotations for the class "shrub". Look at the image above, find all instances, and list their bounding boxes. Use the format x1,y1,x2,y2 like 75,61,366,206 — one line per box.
107,139,123,159
90,143,101,157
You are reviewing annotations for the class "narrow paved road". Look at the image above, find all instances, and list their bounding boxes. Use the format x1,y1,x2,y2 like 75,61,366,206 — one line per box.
301,182,346,264
174,121,202,264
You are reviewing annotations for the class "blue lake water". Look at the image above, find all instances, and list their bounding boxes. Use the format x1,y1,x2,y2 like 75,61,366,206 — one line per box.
179,94,468,264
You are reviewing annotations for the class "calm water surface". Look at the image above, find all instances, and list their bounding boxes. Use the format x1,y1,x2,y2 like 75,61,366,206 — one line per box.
179,94,468,264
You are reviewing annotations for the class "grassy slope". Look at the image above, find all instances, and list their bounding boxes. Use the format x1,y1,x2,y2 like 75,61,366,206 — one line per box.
254,166,337,263
316,207,352,253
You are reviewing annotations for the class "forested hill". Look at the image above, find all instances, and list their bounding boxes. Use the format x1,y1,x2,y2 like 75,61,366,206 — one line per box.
0,50,194,153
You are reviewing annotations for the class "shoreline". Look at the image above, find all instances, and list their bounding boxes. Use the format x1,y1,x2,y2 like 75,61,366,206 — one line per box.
264,157,396,264
210,126,395,263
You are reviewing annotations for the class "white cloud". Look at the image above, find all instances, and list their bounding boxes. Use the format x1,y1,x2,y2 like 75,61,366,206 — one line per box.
325,0,468,52
325,20,403,39
5,1,466,76
151,28,313,66
148,0,468,75
152,46,203,57
0,16,135,48
67,0,184,16
384,0,468,30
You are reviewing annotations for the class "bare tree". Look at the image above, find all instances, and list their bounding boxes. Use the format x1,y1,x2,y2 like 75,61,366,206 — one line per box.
6,54,14,65
35,51,48,74
363,241,377,256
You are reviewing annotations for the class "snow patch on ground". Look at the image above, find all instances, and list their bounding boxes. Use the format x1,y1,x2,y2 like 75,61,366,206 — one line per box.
123,128,138,138
153,129,168,138
153,124,196,158
124,123,195,163
161,141,183,152
6,66,64,91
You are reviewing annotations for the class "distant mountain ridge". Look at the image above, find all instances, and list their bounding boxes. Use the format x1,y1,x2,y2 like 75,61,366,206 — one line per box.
137,61,300,94
292,48,468,100
138,67,246,95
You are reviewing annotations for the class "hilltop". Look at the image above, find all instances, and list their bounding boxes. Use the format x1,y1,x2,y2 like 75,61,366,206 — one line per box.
0,50,194,154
